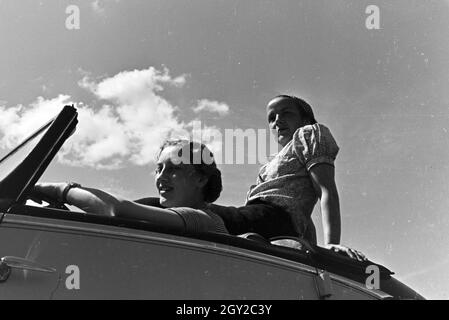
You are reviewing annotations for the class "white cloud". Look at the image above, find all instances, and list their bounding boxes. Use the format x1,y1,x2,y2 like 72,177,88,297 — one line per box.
83,67,189,166
0,95,72,149
193,99,230,117
57,104,131,169
93,67,186,104
78,76,96,92
0,66,226,170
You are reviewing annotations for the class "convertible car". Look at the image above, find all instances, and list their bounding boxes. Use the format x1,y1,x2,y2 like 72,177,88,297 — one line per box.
0,105,424,299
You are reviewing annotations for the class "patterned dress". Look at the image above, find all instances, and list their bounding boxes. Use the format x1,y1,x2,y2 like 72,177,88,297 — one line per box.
246,123,339,242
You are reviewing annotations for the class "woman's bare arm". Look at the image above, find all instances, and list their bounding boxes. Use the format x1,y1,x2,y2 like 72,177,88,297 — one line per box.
34,183,185,231
309,165,366,261
309,164,341,245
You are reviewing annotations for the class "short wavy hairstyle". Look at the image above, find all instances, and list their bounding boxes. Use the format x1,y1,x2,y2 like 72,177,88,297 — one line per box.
271,94,317,125
156,139,222,203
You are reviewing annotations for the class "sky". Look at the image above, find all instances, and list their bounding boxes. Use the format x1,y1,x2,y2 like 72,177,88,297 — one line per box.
0,0,448,299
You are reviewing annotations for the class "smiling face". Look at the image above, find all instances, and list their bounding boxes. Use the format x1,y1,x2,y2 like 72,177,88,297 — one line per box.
267,96,308,147
155,145,207,209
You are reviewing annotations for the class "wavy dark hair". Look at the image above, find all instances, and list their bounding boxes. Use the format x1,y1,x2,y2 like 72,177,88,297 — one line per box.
272,94,317,125
156,139,222,203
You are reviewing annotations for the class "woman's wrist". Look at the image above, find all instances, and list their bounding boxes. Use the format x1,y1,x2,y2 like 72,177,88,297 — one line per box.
61,182,82,203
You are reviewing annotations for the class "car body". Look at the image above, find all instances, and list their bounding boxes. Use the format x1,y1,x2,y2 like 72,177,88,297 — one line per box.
0,106,425,299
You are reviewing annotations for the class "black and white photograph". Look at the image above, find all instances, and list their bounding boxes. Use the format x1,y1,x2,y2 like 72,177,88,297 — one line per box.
0,0,447,302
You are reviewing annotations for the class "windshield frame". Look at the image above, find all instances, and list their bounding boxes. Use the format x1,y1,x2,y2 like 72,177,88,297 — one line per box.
0,105,78,210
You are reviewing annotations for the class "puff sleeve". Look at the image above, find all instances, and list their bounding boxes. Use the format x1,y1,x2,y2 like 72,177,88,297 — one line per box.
292,124,339,171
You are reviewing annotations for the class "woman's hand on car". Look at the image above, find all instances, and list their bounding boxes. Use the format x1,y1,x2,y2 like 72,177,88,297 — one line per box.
33,182,67,202
325,243,367,261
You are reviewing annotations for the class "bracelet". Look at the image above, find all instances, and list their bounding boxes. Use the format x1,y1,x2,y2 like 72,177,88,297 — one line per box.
61,182,82,203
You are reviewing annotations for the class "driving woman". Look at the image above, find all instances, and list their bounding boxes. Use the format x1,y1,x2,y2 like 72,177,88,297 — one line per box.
34,140,228,234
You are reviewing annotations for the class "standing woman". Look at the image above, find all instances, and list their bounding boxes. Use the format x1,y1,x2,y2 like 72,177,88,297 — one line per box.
247,95,342,247
34,140,228,235
212,95,365,260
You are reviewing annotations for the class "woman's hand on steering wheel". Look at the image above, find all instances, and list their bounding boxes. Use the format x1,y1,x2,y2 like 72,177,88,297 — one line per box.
30,182,70,210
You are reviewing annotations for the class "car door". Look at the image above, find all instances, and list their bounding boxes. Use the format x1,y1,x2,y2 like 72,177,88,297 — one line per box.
0,212,61,299
0,210,324,299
